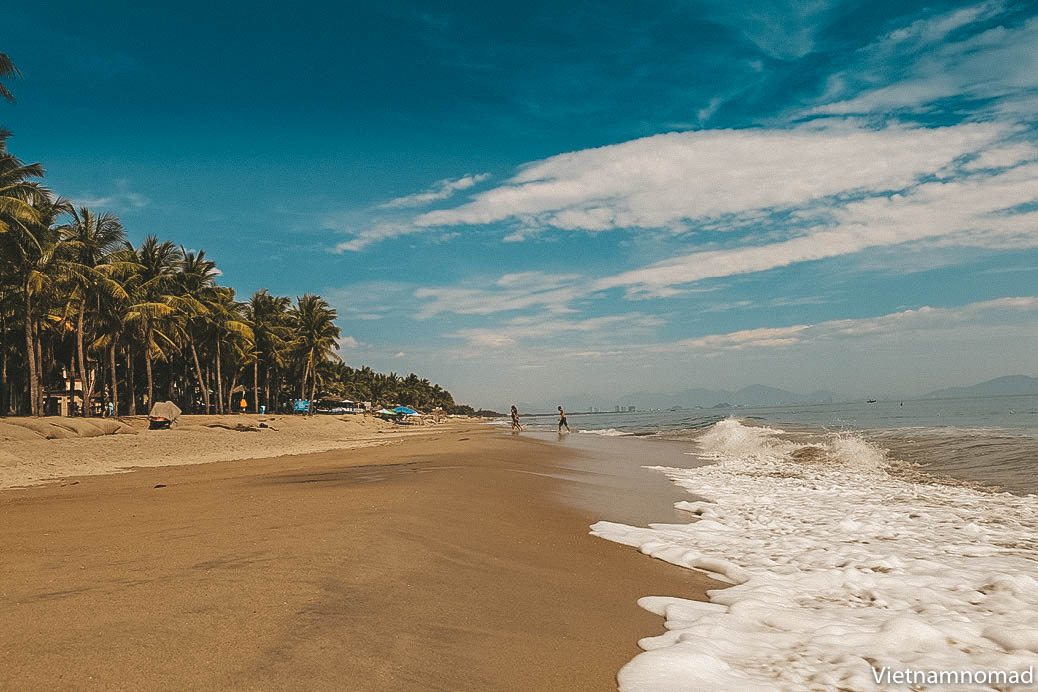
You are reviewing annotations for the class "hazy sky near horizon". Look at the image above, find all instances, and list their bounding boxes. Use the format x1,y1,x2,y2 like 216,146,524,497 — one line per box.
4,0,1038,408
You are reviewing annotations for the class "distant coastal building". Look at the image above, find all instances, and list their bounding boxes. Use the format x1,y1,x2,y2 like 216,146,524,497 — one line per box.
42,368,102,416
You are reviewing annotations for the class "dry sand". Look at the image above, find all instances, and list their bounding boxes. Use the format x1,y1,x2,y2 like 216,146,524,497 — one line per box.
0,424,721,690
0,414,426,490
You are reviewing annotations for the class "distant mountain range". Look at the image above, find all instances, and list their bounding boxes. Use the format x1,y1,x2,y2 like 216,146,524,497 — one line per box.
624,384,841,410
925,375,1038,399
621,375,1038,410
509,375,1038,414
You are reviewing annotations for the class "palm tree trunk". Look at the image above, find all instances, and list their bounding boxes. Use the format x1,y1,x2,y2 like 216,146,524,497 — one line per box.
25,294,39,416
228,373,238,413
253,359,259,413
309,371,318,417
215,339,224,414
265,368,270,413
145,325,154,411
128,349,136,415
0,346,7,415
35,322,44,416
77,300,93,416
190,343,209,414
109,341,118,416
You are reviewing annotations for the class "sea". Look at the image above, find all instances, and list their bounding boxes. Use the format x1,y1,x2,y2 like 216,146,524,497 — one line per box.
501,395,1038,691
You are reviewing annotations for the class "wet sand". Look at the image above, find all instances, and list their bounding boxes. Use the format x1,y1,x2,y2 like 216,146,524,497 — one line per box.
0,425,721,690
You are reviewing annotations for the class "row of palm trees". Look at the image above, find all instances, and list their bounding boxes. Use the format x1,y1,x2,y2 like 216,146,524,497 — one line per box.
320,365,459,413
0,121,462,417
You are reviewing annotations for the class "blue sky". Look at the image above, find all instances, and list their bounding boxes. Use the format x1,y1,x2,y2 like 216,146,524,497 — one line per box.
4,0,1038,409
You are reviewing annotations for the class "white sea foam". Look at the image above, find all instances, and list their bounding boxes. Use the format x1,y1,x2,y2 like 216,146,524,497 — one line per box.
592,419,1038,691
578,428,634,437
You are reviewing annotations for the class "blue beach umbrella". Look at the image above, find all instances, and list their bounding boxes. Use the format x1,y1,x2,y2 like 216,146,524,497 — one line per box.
394,406,418,415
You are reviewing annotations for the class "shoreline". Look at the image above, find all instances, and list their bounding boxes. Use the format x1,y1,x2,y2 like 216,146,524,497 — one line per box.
0,423,722,690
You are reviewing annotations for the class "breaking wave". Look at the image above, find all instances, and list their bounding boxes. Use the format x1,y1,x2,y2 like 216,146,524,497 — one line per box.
593,419,1038,691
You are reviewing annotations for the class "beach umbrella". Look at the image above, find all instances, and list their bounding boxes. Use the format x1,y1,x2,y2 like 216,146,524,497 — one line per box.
376,408,398,416
394,406,418,415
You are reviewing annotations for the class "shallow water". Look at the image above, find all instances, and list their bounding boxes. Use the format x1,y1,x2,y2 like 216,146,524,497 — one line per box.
512,394,1038,494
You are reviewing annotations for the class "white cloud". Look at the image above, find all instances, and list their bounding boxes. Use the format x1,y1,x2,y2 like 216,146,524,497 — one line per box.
653,296,1038,352
73,179,150,211
879,2,1004,49
414,272,587,318
415,122,1006,233
811,10,1038,116
963,143,1038,170
331,221,421,252
452,313,662,347
594,162,1038,292
378,173,490,209
339,336,362,348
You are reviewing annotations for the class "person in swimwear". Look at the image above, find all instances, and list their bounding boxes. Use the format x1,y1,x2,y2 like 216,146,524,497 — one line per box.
557,406,570,432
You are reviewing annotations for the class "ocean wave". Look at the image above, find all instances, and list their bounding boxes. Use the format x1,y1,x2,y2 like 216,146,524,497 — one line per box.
593,419,1038,691
577,428,634,437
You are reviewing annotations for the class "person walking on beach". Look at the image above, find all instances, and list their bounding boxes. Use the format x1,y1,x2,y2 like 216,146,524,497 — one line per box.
510,405,522,431
557,406,570,433
239,396,248,414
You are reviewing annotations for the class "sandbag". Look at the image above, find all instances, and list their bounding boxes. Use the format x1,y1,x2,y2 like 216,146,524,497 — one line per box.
87,418,123,434
0,421,44,441
3,419,77,439
49,418,107,438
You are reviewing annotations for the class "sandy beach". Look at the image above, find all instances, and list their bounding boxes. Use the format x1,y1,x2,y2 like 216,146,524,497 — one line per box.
0,420,720,690
0,414,419,490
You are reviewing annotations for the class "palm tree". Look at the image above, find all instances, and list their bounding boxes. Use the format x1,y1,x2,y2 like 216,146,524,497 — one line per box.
61,207,128,415
0,53,19,104
246,289,292,413
2,176,65,416
291,294,340,413
125,236,182,411
0,130,46,413
204,287,252,414
177,249,220,412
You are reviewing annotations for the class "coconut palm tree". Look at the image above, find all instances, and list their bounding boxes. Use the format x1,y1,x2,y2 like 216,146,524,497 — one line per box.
2,188,67,415
290,294,340,412
205,287,253,414
0,53,19,104
246,289,292,413
177,249,221,412
125,236,182,411
61,207,129,415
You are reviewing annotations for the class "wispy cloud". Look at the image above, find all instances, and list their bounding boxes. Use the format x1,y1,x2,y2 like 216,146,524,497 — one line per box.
594,161,1038,293
331,221,422,253
451,313,663,347
702,1,834,60
378,173,490,209
810,6,1038,117
72,179,150,211
414,271,586,318
653,296,1038,352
